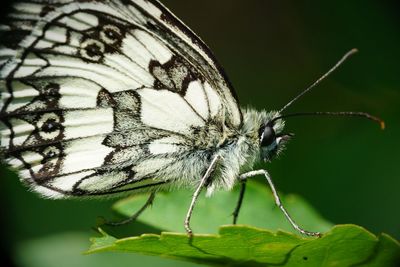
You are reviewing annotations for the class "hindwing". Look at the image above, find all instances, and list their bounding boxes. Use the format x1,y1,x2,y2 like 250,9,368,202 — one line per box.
0,0,242,197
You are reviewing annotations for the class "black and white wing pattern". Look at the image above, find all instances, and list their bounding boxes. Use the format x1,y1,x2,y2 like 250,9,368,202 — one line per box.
0,0,242,198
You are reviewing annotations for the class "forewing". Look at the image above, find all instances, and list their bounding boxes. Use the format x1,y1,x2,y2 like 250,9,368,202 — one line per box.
0,0,241,198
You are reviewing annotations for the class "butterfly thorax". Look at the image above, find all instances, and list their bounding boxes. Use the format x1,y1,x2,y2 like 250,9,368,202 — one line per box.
204,109,285,195
189,119,233,150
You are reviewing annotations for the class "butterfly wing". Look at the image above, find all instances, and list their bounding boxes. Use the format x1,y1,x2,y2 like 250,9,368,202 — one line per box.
0,0,242,198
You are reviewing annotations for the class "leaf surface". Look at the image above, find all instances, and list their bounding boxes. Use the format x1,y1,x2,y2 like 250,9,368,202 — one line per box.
88,225,400,267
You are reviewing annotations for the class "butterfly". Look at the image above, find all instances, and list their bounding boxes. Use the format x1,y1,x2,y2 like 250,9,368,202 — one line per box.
0,0,383,236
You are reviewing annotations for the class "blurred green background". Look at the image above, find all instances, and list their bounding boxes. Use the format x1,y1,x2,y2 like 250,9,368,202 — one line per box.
1,0,399,266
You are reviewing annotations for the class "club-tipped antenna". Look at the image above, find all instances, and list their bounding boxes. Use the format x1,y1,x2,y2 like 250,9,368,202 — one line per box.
279,48,359,114
271,111,385,130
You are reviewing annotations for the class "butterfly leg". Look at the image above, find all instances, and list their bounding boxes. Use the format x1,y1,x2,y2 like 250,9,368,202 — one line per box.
106,192,156,226
184,155,220,236
232,179,247,224
239,169,321,237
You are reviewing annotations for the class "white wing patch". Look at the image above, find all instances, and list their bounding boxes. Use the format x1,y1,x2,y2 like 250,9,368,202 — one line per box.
121,34,154,69
138,88,205,134
133,30,173,65
184,80,209,120
33,186,65,199
12,2,43,15
77,171,129,193
44,26,68,44
61,136,113,174
15,151,43,168
59,12,99,31
148,136,185,155
50,171,95,193
58,79,103,109
133,0,163,18
204,82,223,118
104,53,155,87
63,109,113,139
2,118,35,146
132,157,176,180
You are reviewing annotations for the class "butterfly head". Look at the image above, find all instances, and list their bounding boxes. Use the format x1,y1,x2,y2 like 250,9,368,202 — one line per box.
258,118,292,162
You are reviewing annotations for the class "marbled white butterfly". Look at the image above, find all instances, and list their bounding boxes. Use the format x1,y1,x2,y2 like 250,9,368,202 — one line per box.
0,0,383,236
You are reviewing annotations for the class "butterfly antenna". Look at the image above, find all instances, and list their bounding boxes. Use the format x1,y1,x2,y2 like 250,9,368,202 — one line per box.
279,48,359,114
271,111,385,130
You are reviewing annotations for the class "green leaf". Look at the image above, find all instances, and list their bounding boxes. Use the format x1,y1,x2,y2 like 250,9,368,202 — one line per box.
88,228,117,251
88,181,400,266
87,225,400,266
111,181,332,234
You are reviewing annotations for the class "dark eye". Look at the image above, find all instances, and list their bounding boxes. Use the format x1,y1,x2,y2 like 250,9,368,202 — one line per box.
259,125,276,147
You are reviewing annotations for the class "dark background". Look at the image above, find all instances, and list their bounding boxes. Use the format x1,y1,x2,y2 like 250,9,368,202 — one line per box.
1,0,399,266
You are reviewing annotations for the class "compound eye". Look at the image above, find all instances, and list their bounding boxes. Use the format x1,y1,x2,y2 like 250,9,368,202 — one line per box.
260,126,276,147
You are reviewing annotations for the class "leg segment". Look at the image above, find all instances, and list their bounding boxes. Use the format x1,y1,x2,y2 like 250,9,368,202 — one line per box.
232,179,247,224
184,155,220,235
239,170,320,237
107,192,156,226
